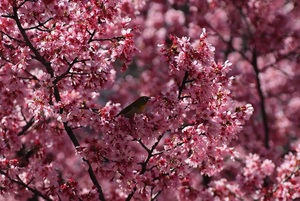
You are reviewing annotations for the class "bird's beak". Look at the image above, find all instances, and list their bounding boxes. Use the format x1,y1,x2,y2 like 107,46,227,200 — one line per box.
149,96,155,101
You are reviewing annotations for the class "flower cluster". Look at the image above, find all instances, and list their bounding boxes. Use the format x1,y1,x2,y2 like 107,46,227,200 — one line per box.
1,0,300,200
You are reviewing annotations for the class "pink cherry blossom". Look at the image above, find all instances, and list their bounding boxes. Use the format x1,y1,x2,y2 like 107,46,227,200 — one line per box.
1,0,300,200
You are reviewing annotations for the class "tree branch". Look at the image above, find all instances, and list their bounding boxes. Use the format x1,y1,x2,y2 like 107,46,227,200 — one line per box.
12,5,106,200
23,16,53,32
178,71,189,99
12,6,54,77
17,116,35,136
126,134,165,200
139,133,165,174
252,48,270,149
63,123,106,201
0,170,52,201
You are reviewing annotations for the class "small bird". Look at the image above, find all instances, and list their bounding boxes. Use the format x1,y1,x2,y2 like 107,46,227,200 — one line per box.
116,96,151,118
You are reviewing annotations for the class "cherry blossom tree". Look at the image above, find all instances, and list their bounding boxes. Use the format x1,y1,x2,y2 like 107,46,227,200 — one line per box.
0,0,299,200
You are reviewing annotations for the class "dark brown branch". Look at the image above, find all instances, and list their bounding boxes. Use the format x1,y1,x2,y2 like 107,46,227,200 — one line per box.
23,17,53,32
0,30,25,43
82,158,106,201
12,6,54,77
16,0,28,9
53,57,78,84
87,29,96,43
78,106,100,114
206,21,270,149
17,116,35,136
125,187,137,201
178,71,189,99
252,48,270,149
63,123,106,201
206,23,251,63
0,54,13,66
136,138,151,153
126,134,165,200
11,5,105,200
257,165,300,200
139,133,165,174
151,189,162,201
54,57,91,84
24,69,40,81
87,29,125,43
0,170,52,201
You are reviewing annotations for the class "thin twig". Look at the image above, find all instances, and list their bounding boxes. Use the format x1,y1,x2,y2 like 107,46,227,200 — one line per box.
0,170,52,201
17,116,35,136
178,71,189,99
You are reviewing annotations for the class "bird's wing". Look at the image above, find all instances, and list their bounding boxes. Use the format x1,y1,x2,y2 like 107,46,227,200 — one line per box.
116,103,134,117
